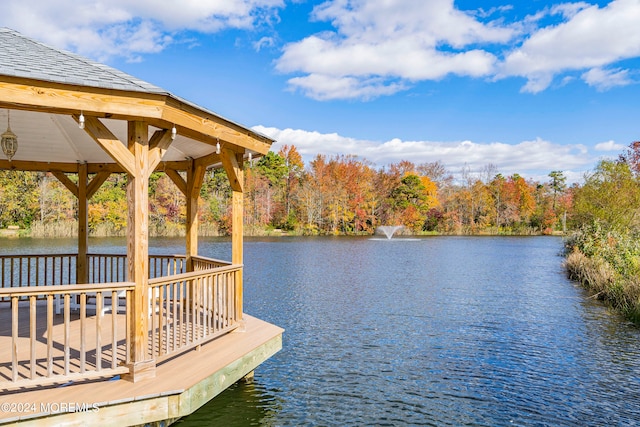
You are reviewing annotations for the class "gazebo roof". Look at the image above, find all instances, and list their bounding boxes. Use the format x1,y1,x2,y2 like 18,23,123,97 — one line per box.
0,27,274,171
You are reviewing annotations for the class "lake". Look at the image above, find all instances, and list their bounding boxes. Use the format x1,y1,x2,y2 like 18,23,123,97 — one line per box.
2,236,640,425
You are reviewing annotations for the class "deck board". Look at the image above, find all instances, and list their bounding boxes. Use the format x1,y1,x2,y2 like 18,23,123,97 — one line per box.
0,308,283,426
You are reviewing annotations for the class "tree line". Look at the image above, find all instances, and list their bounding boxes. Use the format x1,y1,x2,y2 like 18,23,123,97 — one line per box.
564,141,640,323
0,144,583,237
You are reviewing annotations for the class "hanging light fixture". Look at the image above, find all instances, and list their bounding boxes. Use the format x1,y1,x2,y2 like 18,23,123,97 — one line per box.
78,111,85,129
215,138,221,154
171,125,177,140
1,110,18,162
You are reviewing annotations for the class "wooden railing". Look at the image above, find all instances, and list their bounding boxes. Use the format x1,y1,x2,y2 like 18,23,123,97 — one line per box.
0,254,77,301
87,253,188,282
0,282,134,390
192,255,232,271
148,261,240,362
0,252,240,388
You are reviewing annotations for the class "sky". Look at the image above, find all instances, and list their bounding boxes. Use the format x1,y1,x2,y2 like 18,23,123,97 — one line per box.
1,0,640,184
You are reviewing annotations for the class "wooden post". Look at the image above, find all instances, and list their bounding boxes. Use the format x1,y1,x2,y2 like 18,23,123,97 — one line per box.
124,120,155,381
221,149,244,322
232,186,244,321
185,159,206,272
77,163,88,284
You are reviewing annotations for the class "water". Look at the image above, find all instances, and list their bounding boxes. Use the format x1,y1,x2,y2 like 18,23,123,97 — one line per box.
2,236,640,425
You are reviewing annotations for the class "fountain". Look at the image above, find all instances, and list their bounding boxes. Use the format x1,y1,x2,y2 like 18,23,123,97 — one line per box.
376,225,404,239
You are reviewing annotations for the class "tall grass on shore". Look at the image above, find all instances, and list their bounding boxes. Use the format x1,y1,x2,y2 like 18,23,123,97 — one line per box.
564,222,640,323
25,220,224,238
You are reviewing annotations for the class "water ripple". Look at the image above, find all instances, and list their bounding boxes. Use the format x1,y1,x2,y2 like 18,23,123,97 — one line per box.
174,236,640,426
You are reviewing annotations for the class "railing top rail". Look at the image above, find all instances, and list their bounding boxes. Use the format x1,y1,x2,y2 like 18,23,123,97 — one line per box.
149,254,187,259
0,282,135,297
0,253,78,259
149,263,243,286
191,255,232,265
0,253,229,263
86,253,187,258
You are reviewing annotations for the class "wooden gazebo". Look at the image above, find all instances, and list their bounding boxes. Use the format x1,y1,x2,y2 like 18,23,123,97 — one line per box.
0,28,283,426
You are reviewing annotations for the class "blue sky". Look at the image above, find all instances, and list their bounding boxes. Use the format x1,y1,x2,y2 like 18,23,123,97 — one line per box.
2,0,639,183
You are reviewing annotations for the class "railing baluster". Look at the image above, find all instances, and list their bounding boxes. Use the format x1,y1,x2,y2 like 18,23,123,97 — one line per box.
126,289,131,363
80,292,86,373
160,284,166,356
178,281,184,349
47,294,53,377
30,295,36,379
96,291,102,371
111,290,118,370
151,286,157,357
12,295,18,382
64,293,70,375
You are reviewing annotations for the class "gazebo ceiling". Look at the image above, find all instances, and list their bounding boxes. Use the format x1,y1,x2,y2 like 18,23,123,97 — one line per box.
0,28,274,171
0,110,211,165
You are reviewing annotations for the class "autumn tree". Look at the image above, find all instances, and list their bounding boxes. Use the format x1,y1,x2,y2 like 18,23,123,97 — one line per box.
0,170,41,229
619,140,640,176
279,144,304,229
572,159,640,230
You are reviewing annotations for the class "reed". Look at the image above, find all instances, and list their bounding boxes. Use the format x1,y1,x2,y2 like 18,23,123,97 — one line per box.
565,223,640,323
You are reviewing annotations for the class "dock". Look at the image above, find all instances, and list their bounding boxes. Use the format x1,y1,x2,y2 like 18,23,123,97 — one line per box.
0,313,282,426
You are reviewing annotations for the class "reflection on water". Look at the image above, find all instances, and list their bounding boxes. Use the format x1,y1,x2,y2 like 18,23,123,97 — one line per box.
174,380,282,426
3,236,640,426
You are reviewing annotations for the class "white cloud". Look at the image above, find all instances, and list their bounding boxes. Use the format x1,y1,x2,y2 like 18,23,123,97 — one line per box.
0,0,284,60
275,0,640,99
581,67,633,91
253,126,594,181
276,0,516,100
500,0,640,93
594,140,625,151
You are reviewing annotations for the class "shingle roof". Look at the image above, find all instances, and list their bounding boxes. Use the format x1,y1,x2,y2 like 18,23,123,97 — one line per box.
0,27,274,145
0,27,168,94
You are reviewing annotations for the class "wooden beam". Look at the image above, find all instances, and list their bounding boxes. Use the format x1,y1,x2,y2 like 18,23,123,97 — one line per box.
79,116,136,176
160,101,273,155
77,163,88,284
154,120,272,156
194,152,221,169
220,148,243,193
231,153,244,319
124,120,154,381
88,163,126,174
231,184,244,266
155,160,190,172
0,79,273,155
185,160,206,271
50,171,78,198
0,160,80,173
86,171,112,200
0,79,166,120
148,129,174,171
165,169,187,196
0,160,128,174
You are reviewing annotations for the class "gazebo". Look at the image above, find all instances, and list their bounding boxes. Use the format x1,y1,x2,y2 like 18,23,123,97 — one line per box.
0,28,283,426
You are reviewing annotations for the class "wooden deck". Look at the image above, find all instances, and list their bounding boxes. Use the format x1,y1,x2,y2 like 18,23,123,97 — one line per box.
0,312,283,426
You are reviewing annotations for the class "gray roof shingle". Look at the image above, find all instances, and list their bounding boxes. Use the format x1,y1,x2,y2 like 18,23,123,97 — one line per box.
0,27,169,95
0,27,274,143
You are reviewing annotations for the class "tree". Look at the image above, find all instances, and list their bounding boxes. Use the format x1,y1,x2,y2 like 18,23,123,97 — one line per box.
572,160,640,230
279,145,304,225
0,170,41,228
548,171,567,212
619,140,640,176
